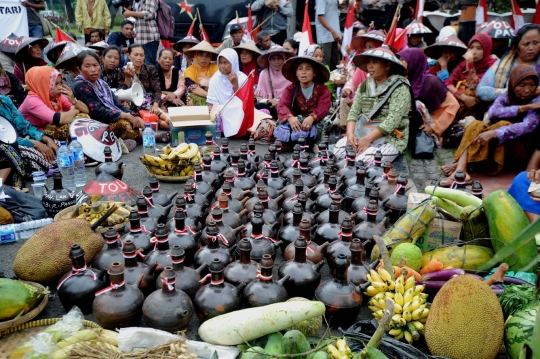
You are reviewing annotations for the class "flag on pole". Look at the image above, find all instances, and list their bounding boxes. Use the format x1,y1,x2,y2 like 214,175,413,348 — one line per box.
532,0,540,24
55,26,75,43
367,21,375,32
385,4,406,51
220,72,255,138
241,5,253,43
199,23,210,42
511,0,525,29
475,0,488,26
414,0,425,20
341,0,356,59
298,0,313,56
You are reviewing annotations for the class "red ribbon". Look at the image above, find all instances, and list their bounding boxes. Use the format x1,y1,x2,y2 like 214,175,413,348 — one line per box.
184,192,194,202
285,194,298,203
208,233,229,246
130,226,151,234
199,273,224,285
251,233,265,240
161,277,175,290
248,150,255,156
393,184,404,195
106,235,123,249
57,264,96,290
95,280,125,296
123,250,146,260
362,206,378,216
175,226,196,236
167,253,184,264
141,190,155,208
151,183,160,191
291,159,300,168
256,270,273,281
150,235,168,251
451,180,465,189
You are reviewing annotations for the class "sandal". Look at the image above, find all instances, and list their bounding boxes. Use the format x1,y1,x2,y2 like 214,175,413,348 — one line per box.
439,176,473,188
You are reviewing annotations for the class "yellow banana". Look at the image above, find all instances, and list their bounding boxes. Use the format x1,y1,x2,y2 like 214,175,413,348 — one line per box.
159,154,169,160
364,286,380,296
327,345,342,359
393,303,403,314
139,156,149,166
377,298,387,309
403,330,413,344
336,339,349,354
420,308,429,318
403,289,414,304
167,143,189,159
163,145,172,155
419,292,428,300
391,314,402,324
57,329,100,348
398,318,407,327
369,269,382,283
394,291,404,306
413,285,425,296
411,321,424,331
387,280,395,291
388,328,402,336
404,276,416,291
373,292,386,301
366,273,372,282
384,292,395,299
377,268,392,282
410,300,421,312
178,143,199,159
393,330,404,340
411,308,424,321
402,302,413,313
368,305,380,312
403,311,412,322
372,310,384,320
371,281,388,292
418,317,427,324
395,279,405,295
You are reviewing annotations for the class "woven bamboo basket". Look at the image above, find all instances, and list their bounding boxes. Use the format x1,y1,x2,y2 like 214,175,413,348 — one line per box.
53,202,134,234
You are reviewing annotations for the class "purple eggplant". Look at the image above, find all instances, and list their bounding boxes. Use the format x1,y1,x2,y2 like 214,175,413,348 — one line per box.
421,268,465,281
491,284,504,296
416,281,447,290
503,276,534,286
464,273,483,280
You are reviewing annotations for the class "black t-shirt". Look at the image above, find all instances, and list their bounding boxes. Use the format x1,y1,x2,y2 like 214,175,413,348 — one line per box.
26,0,43,26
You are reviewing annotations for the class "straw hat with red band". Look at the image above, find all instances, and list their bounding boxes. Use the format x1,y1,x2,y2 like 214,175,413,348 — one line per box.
351,30,386,52
353,45,407,77
234,41,262,58
424,35,467,60
282,55,330,83
477,18,513,39
257,45,294,68
15,37,49,60
183,40,219,61
405,20,433,35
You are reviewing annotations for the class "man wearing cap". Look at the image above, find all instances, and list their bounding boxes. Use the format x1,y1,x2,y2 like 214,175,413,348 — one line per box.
217,24,244,53
315,0,341,70
252,0,293,46
123,0,160,67
107,20,135,66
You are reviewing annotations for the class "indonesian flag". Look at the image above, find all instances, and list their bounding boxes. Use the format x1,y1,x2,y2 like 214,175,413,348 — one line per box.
199,23,210,42
221,72,255,138
298,0,313,56
56,26,75,43
241,4,253,43
341,0,355,59
533,0,540,24
186,17,196,37
475,0,488,26
511,0,525,30
386,5,406,51
414,0,425,20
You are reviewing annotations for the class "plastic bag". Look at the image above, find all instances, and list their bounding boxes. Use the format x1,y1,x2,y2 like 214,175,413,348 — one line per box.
22,333,55,359
43,306,85,342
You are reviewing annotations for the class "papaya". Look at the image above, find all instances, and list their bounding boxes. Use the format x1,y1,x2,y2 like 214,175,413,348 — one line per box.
483,190,538,272
282,330,311,359
0,279,46,320
265,332,284,356
421,245,494,270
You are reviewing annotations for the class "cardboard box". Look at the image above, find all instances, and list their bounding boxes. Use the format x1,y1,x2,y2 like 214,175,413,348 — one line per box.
169,106,213,122
407,192,431,209
416,218,463,253
168,106,216,146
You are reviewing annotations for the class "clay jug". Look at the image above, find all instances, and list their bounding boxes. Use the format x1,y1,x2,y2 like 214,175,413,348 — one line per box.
124,196,157,234
451,170,471,193
93,228,125,272
229,149,240,174
57,244,103,314
142,186,173,220
343,167,367,212
169,196,203,232
316,193,349,226
382,176,409,224
95,146,124,180
244,254,289,307
92,262,144,329
201,155,220,186
122,239,156,297
352,187,386,224
278,203,302,252
209,148,228,174
267,160,288,191
372,161,392,188
42,170,76,217
200,131,216,157
471,181,484,199
282,149,300,180
353,200,387,251
297,137,310,155
225,238,259,286
324,217,354,272
192,163,215,198
283,200,317,227
216,170,249,200
347,239,380,286
193,222,235,271
245,187,281,213
377,168,397,201
337,150,357,183
234,160,257,191
310,143,329,170
121,210,153,254
298,157,317,188
143,266,194,332
241,203,280,241
220,137,232,163
284,218,327,264
247,138,263,166
278,236,324,299
200,207,243,246
310,168,332,201
206,193,247,229
183,182,209,208
246,200,282,227
344,161,365,186
273,139,288,163
256,153,273,181
143,224,173,271
237,213,281,262
366,150,384,179
267,145,284,169
148,176,178,207
283,186,315,214
219,181,249,213
194,259,245,321
254,171,281,199
314,175,339,212
167,210,200,266
337,145,355,168
315,254,362,329
350,180,375,213
239,143,257,176
281,170,309,199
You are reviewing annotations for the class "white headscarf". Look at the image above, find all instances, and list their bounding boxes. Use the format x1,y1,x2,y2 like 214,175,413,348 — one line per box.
437,26,457,41
207,48,248,105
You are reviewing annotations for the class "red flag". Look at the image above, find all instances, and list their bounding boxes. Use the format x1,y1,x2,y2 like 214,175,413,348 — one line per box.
199,23,210,42
511,0,524,29
234,73,255,137
341,1,356,59
298,0,313,56
414,0,425,21
385,5,405,51
475,0,488,25
55,26,75,43
186,16,196,36
532,0,540,24
247,4,253,34
221,72,255,138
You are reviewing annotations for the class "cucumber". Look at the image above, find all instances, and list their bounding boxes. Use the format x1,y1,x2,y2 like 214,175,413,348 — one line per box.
425,186,482,208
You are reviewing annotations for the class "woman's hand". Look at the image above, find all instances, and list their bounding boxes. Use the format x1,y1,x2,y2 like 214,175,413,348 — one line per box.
474,130,496,145
124,66,136,79
166,93,178,103
227,73,238,89
342,88,352,98
171,98,184,106
60,85,77,104
346,131,359,152
42,136,58,152
288,117,302,132
420,124,435,136
301,116,314,131
437,55,449,69
355,136,372,154
150,103,161,116
462,95,478,108
125,113,145,129
34,141,56,163
462,49,474,64
528,169,540,184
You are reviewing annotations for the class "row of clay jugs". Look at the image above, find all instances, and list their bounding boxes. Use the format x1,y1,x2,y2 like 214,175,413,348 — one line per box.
353,200,387,251
284,218,327,264
314,175,339,212
168,210,200,266
143,224,173,271
343,167,367,212
216,170,248,201
220,137,232,163
194,221,235,271
267,160,288,191
377,168,397,200
122,210,152,254
366,151,384,179
382,176,408,225
337,150,358,183
272,140,288,163
190,164,215,199
210,147,229,174
281,170,309,199
170,196,203,232
278,236,324,299
246,138,263,166
245,187,282,214
353,187,387,224
95,146,123,180
351,180,375,214
149,176,178,207
315,254,363,329
310,145,330,180
283,200,317,228
314,204,352,244
155,246,206,299
372,161,392,188
125,196,157,234
238,213,281,262
143,266,194,332
200,207,243,246
282,149,300,180
310,168,333,201
337,145,355,168
93,228,124,272
184,183,209,213
244,254,288,307
93,262,144,330
239,144,257,176
57,244,104,314
278,205,304,252
283,185,314,214
122,239,156,297
325,218,354,272
195,259,245,321
142,186,173,220
225,238,259,286
241,203,280,240
316,193,348,226
207,193,247,229
298,157,318,188
220,181,250,213
254,172,281,199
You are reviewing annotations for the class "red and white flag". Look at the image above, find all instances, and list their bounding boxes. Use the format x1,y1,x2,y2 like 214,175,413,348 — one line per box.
475,0,488,26
532,0,540,24
511,0,525,30
414,0,425,20
386,6,406,52
241,4,253,43
199,23,210,42
341,0,356,59
220,72,255,138
298,0,313,56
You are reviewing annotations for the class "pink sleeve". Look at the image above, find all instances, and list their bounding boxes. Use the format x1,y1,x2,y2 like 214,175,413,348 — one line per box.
174,71,186,98
24,96,57,124
60,95,73,110
343,68,367,92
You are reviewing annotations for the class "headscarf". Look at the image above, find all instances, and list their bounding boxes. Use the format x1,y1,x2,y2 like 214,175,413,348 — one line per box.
0,63,11,95
207,48,248,105
304,44,321,57
437,26,457,41
25,66,62,112
445,33,496,85
508,64,539,105
398,48,448,112
75,74,124,113
240,58,259,84
255,52,292,99
183,51,219,83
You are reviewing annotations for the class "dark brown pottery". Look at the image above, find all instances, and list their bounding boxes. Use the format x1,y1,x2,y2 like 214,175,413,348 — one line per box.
124,196,157,234
42,170,76,217
216,170,249,201
352,186,386,224
220,138,232,163
314,204,350,245
121,210,153,254
267,160,288,191
353,200,387,251
471,181,484,199
316,193,349,226
324,217,354,272
377,168,397,201
192,163,214,198
284,218,327,264
200,132,216,157
122,239,156,296
382,176,408,225
95,146,124,180
236,213,281,262
246,138,263,166
200,207,243,247
206,193,247,228
184,182,209,207
314,175,339,212
193,222,235,272
234,160,256,191
142,186,173,220
298,157,317,188
366,150,384,179
143,224,173,271
201,155,220,186
149,176,178,207
209,148,229,174
243,254,288,307
92,227,125,272
337,150,357,183
168,210,200,266
343,167,367,212
347,239,380,286
168,196,203,232
225,238,259,286
283,200,317,227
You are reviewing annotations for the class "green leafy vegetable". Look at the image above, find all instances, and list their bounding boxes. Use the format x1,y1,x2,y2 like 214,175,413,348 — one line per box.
498,284,540,317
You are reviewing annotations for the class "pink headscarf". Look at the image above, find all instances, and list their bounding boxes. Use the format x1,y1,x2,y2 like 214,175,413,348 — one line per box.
255,53,292,100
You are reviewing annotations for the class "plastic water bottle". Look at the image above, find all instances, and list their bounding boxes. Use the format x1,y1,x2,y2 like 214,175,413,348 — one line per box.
0,218,54,244
69,137,87,188
215,116,222,139
143,124,156,155
57,141,76,192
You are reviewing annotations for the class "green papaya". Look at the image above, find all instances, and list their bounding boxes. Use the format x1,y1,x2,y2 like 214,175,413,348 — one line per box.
241,347,265,359
265,332,284,356
0,279,45,320
306,351,330,359
282,330,311,359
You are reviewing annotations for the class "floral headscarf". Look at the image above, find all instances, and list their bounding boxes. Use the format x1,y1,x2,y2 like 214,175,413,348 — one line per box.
25,66,62,112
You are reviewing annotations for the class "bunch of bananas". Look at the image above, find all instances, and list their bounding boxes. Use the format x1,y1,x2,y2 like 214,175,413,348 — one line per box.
76,201,131,227
327,338,352,359
364,267,429,344
140,143,202,177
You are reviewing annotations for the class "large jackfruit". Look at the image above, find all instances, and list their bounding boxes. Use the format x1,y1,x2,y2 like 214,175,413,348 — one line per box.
424,275,504,359
13,219,103,283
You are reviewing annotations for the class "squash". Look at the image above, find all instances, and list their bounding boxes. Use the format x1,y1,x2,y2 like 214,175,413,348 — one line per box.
198,301,326,345
421,245,494,270
483,190,538,273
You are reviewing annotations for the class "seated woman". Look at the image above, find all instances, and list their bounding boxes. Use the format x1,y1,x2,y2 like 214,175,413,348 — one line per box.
255,46,293,118
183,41,219,106
303,45,335,98
19,67,88,142
118,44,169,129
508,168,540,222
0,95,58,188
0,63,26,107
424,33,467,82
283,39,298,56
13,37,49,85
55,42,84,87
333,46,411,163
477,24,540,102
101,46,121,89
72,50,145,140
441,65,540,186
444,33,496,121
234,41,261,85
277,54,332,147
157,49,186,107
398,48,459,140
206,48,251,138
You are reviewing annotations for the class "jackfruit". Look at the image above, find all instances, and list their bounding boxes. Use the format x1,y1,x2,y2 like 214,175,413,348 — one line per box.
424,275,504,359
13,219,103,283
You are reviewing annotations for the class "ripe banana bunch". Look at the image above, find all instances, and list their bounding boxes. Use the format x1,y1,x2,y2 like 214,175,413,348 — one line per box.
77,202,131,226
167,142,190,160
364,267,429,344
327,338,351,359
141,143,200,177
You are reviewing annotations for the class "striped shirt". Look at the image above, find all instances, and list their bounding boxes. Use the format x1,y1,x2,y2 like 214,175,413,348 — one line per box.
134,0,160,45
